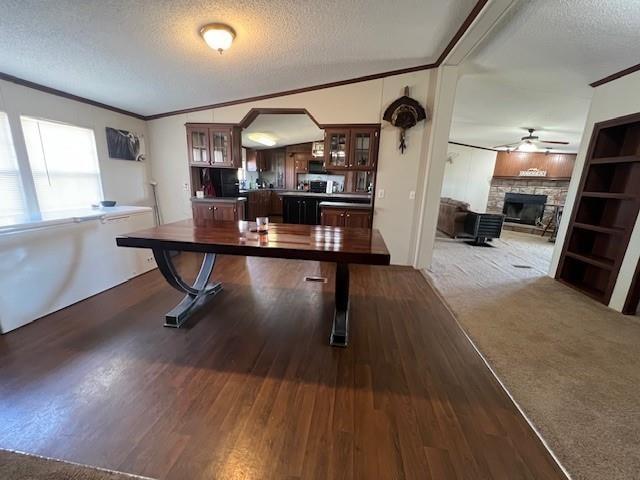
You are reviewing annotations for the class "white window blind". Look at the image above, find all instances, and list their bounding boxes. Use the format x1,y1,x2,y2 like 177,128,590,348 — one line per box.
21,117,102,213
0,112,27,218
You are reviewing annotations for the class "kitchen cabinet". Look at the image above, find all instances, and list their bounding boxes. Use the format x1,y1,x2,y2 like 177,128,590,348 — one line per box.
325,128,350,169
186,123,241,168
246,148,258,171
247,190,272,220
293,152,310,173
192,199,246,224
187,126,210,165
283,197,320,225
324,127,379,170
353,170,374,193
344,209,372,228
350,127,378,169
270,191,283,216
256,150,269,171
320,207,372,228
285,155,296,190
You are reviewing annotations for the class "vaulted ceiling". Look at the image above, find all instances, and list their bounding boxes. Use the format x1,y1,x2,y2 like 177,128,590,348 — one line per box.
0,0,478,117
450,0,640,153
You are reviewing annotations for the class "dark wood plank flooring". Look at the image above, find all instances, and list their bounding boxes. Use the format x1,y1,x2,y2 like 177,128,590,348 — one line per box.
0,254,565,479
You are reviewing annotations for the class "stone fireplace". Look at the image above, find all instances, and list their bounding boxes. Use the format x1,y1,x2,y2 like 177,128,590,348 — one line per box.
503,192,547,225
487,178,570,224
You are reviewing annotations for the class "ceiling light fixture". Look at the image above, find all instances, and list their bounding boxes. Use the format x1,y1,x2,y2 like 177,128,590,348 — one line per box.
517,140,537,152
200,23,236,54
248,133,276,147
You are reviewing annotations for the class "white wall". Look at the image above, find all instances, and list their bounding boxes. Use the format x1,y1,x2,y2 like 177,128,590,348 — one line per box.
147,71,433,265
549,69,640,312
441,143,496,212
0,79,152,207
0,80,157,332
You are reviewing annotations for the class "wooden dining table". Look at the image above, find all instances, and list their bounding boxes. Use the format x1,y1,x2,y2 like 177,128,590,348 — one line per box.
116,219,390,347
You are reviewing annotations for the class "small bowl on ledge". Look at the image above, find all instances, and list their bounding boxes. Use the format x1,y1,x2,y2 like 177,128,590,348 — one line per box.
100,200,117,207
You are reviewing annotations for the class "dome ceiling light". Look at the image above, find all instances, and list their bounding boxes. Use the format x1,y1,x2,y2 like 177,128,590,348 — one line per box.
247,132,277,147
200,23,236,54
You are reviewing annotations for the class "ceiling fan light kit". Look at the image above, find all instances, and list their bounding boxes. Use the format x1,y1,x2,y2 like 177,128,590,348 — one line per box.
494,128,570,153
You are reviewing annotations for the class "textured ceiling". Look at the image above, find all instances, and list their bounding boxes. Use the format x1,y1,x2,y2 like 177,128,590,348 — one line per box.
0,0,477,116
450,0,640,152
242,114,322,149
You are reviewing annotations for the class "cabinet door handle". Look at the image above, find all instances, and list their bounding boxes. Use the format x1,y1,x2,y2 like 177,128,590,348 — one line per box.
340,213,344,217
346,213,350,217
208,206,213,211
214,207,218,210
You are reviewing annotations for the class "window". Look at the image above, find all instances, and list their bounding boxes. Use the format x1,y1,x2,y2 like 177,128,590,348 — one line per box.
21,117,102,213
0,112,26,218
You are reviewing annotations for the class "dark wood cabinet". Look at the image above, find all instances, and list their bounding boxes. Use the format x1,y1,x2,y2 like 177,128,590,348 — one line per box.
325,127,379,170
350,128,378,169
293,152,309,173
557,112,640,306
325,128,350,169
187,126,210,166
270,191,283,216
321,207,372,228
256,150,269,171
320,208,344,226
247,190,273,220
345,209,372,228
192,199,245,224
246,148,258,171
283,197,320,225
493,152,576,180
186,123,241,169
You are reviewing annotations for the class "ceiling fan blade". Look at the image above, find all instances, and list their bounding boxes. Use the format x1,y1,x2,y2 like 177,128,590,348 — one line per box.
492,141,521,149
540,140,569,145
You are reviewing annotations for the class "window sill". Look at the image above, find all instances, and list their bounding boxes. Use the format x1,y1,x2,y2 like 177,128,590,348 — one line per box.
0,206,153,235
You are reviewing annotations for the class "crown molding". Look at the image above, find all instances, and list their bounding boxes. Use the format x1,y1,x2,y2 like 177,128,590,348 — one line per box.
1,0,489,122
590,63,640,88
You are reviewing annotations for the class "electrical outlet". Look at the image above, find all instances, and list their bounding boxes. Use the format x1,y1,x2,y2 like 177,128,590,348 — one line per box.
183,182,189,191
409,190,416,199
377,189,385,199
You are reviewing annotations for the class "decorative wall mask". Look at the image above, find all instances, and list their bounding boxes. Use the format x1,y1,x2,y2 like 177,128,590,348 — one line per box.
383,86,428,153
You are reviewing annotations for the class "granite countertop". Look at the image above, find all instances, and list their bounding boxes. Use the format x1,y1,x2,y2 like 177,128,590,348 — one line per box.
239,188,287,193
318,201,373,210
191,197,247,203
279,191,372,200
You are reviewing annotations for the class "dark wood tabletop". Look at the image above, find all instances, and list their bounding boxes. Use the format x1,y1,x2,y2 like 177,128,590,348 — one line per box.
116,219,391,265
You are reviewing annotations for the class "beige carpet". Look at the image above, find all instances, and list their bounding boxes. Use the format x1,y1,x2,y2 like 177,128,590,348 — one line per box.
0,449,154,480
427,230,640,480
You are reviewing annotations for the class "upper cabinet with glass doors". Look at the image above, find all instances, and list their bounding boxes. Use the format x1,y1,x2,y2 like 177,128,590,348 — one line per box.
186,124,241,168
324,126,378,170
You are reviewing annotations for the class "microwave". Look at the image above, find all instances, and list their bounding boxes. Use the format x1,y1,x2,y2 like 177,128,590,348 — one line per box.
308,160,327,174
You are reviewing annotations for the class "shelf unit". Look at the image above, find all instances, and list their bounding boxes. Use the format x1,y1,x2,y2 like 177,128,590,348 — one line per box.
557,112,640,305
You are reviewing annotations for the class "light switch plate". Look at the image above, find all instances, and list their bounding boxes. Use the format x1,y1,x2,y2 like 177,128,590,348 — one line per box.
409,190,416,199
377,189,385,198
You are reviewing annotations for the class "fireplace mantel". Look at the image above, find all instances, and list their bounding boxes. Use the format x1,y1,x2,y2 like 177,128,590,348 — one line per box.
492,151,576,180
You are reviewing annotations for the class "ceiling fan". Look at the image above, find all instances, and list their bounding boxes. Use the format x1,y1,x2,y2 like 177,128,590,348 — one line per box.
493,128,569,152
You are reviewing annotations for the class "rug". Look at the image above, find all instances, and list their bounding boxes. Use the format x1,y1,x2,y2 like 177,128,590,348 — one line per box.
0,449,155,480
427,230,640,480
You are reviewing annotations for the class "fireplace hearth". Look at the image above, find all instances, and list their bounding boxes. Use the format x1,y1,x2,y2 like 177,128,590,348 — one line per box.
503,192,547,225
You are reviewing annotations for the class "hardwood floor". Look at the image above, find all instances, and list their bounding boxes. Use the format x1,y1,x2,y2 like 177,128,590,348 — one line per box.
0,254,565,479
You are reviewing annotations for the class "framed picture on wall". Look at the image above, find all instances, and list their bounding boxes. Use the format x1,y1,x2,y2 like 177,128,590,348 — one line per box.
106,127,145,161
